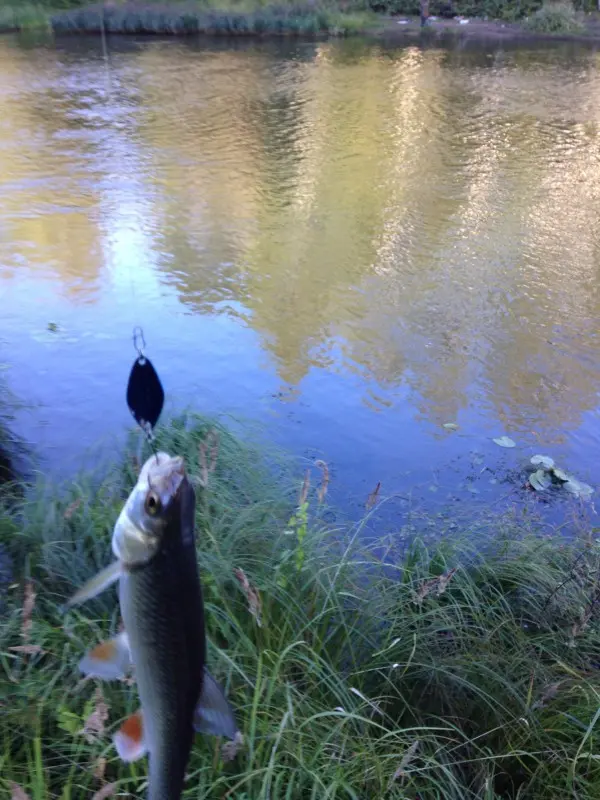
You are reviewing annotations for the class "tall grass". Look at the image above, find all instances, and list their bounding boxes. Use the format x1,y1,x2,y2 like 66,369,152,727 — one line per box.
1,414,600,798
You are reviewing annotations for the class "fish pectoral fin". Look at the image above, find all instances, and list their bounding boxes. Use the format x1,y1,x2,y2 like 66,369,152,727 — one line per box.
78,631,131,680
193,667,239,740
60,560,122,612
114,709,147,762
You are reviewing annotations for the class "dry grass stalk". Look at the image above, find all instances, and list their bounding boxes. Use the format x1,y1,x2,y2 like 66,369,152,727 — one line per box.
365,481,381,510
299,469,310,505
315,459,330,503
198,429,219,487
21,581,36,643
9,645,44,656
234,567,262,627
221,731,244,763
91,783,117,800
10,784,31,800
413,567,458,605
390,739,420,786
80,687,109,743
93,757,107,782
63,498,82,520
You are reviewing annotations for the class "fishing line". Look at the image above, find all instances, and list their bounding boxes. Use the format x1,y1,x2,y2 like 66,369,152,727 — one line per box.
99,10,165,457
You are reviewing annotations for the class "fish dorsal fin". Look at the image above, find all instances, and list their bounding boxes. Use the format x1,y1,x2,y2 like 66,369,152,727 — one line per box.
78,630,131,680
193,667,239,741
60,560,122,612
114,709,147,762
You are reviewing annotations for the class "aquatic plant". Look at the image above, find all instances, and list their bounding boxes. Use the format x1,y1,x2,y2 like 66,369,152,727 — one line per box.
1,414,600,798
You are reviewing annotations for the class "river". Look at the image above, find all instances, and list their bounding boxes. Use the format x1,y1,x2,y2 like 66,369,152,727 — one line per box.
1,32,599,530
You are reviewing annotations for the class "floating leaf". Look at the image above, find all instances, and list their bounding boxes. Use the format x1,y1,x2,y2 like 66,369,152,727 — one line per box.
529,469,551,492
493,436,516,448
443,423,459,431
531,455,555,469
552,467,569,482
564,477,594,499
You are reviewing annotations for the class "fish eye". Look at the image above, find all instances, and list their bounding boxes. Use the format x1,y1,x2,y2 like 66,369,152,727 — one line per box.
145,491,162,516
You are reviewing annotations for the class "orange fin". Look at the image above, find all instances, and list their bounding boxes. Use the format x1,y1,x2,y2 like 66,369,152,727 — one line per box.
114,709,147,762
78,631,131,680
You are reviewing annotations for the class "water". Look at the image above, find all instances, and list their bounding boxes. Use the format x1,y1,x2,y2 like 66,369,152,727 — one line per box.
1,33,600,528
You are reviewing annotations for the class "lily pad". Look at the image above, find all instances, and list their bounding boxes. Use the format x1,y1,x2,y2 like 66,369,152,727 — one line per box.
551,467,569,483
531,455,554,469
443,423,459,431
493,436,516,448
529,469,551,492
564,477,594,499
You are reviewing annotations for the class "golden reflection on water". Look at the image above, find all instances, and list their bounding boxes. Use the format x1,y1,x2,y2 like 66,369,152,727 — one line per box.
1,37,600,443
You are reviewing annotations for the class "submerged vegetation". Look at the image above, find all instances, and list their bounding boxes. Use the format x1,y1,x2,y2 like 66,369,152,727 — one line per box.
1,414,600,798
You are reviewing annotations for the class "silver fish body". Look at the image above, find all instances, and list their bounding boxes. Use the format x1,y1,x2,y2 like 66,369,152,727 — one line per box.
64,452,239,800
120,473,204,800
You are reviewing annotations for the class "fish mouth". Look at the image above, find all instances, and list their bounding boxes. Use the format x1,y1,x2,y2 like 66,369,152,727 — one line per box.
140,452,185,485
162,455,186,499
145,454,186,508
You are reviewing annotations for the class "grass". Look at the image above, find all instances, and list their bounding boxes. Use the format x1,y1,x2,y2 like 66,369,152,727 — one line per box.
48,1,380,37
524,0,585,33
1,413,600,798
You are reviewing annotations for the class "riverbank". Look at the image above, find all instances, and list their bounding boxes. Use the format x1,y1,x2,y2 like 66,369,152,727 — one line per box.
2,2,600,43
2,413,600,799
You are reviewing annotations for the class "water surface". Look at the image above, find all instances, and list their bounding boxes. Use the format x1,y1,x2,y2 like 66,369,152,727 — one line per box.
1,33,600,527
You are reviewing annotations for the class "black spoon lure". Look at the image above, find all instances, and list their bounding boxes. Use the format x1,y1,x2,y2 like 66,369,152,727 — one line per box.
126,327,164,445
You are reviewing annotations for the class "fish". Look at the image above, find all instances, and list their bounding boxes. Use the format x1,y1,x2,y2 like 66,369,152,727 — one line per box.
63,451,239,800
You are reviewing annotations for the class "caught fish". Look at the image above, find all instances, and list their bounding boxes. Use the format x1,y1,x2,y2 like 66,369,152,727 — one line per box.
64,452,238,800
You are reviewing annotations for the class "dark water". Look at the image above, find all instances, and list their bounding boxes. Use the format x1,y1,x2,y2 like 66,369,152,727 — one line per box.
1,33,600,528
